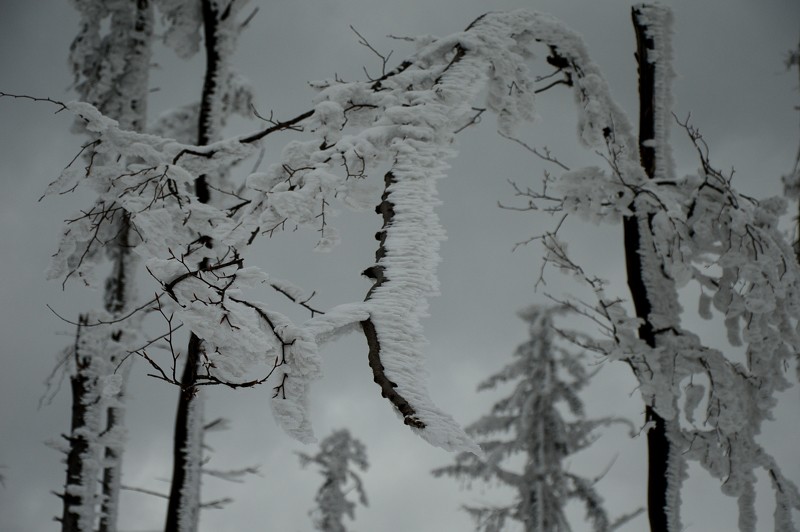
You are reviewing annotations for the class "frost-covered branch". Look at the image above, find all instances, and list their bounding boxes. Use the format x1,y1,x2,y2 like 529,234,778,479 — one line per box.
44,11,800,503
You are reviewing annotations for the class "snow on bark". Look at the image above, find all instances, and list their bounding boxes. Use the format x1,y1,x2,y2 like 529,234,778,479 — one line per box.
163,1,255,529
69,0,153,133
60,313,138,532
175,391,204,532
632,5,675,182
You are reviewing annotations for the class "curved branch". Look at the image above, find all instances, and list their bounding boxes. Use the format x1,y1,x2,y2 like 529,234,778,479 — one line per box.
360,171,424,429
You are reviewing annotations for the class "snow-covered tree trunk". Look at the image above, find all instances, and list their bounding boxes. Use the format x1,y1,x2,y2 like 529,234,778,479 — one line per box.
624,7,682,531
59,1,154,530
98,6,154,529
164,1,248,529
165,335,204,532
61,317,104,532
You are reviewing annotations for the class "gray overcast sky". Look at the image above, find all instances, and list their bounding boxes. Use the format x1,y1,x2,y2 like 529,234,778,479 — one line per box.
1,0,799,531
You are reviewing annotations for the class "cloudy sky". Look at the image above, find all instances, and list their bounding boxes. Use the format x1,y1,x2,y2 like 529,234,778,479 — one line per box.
1,0,798,531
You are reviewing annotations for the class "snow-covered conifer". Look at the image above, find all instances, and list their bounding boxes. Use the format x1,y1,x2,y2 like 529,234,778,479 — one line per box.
433,305,640,532
298,429,369,532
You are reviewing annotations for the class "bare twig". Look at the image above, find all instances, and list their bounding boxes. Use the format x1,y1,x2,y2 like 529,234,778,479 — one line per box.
269,283,325,317
120,485,168,500
0,91,68,112
498,131,570,171
350,25,393,78
454,107,486,134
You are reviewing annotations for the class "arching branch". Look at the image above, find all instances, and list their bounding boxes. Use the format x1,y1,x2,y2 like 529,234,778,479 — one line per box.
360,172,424,429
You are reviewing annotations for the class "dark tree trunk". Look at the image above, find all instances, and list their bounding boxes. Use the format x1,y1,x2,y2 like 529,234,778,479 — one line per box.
623,7,674,532
164,1,224,529
164,335,202,532
624,208,671,532
62,337,92,531
98,405,122,532
61,316,100,532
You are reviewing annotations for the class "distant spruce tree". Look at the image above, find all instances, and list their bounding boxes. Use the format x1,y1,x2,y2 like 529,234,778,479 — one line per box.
433,305,641,532
298,429,369,532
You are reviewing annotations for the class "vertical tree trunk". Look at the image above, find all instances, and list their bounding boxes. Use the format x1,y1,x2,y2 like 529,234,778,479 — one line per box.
62,320,94,532
790,41,800,264
61,317,105,532
164,336,203,532
97,400,123,532
624,6,679,531
164,1,227,529
98,3,154,530
62,377,92,532
61,1,154,529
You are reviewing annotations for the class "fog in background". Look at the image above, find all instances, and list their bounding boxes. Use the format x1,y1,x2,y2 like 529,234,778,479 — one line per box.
1,0,798,530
